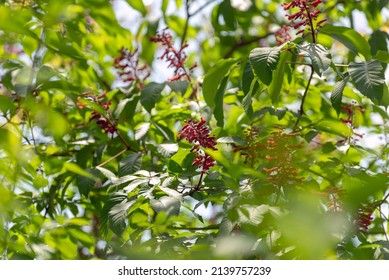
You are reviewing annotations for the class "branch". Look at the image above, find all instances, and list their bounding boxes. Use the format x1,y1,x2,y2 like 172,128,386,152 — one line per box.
294,64,314,129
180,0,191,47
223,33,273,58
97,148,130,168
189,0,219,17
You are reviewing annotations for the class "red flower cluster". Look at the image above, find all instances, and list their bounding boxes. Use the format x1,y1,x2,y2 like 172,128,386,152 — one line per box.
114,47,150,87
338,104,365,143
275,25,292,45
150,29,196,82
282,0,326,38
178,118,217,174
354,206,374,232
77,91,117,134
263,129,304,186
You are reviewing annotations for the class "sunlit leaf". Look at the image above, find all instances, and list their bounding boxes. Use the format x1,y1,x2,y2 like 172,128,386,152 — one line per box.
203,58,238,108
321,24,372,59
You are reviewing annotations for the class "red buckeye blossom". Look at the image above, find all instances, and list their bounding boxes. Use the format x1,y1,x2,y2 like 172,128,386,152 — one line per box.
114,47,150,87
77,91,117,134
275,25,292,45
150,29,196,82
354,206,374,232
178,118,217,174
282,0,326,39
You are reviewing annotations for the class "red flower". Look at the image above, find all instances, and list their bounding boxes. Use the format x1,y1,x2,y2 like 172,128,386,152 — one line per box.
114,47,150,87
354,206,374,232
275,25,292,45
282,0,326,40
178,118,217,173
150,29,196,82
77,91,117,134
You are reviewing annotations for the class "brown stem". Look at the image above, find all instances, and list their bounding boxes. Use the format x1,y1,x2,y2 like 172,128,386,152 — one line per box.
294,64,314,129
304,3,316,43
223,33,273,58
181,0,191,48
97,148,129,168
189,0,218,17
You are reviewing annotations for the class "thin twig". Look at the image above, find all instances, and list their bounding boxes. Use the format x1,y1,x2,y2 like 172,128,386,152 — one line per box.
294,64,314,129
97,148,130,168
223,33,273,58
180,0,191,47
189,0,219,17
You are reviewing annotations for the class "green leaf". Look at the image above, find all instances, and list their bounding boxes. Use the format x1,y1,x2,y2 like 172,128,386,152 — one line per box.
343,173,389,208
242,90,253,119
100,192,128,236
203,58,238,108
298,43,331,76
241,61,255,95
379,85,389,108
135,122,150,140
315,120,350,136
320,25,371,59
109,200,134,236
118,153,142,177
123,178,149,192
214,74,229,127
157,143,179,157
249,46,281,85
158,177,182,200
375,50,389,63
153,122,175,141
96,166,117,181
150,196,180,217
168,80,189,94
268,51,291,105
331,74,350,115
75,168,100,197
114,96,139,121
125,0,147,16
348,59,385,101
168,159,183,173
111,175,138,187
64,162,97,180
140,82,165,112
36,65,57,86
0,96,15,114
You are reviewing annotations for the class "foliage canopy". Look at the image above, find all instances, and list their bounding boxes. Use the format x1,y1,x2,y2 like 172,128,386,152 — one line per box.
0,0,389,260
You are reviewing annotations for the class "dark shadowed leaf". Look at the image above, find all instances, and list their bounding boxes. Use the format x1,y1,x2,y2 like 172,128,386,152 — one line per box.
150,196,180,217
268,51,291,105
249,46,281,85
119,153,142,177
140,82,165,112
331,74,350,115
298,43,332,76
349,59,385,101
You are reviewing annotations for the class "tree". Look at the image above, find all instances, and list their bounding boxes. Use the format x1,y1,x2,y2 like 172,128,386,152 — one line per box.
0,0,388,260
